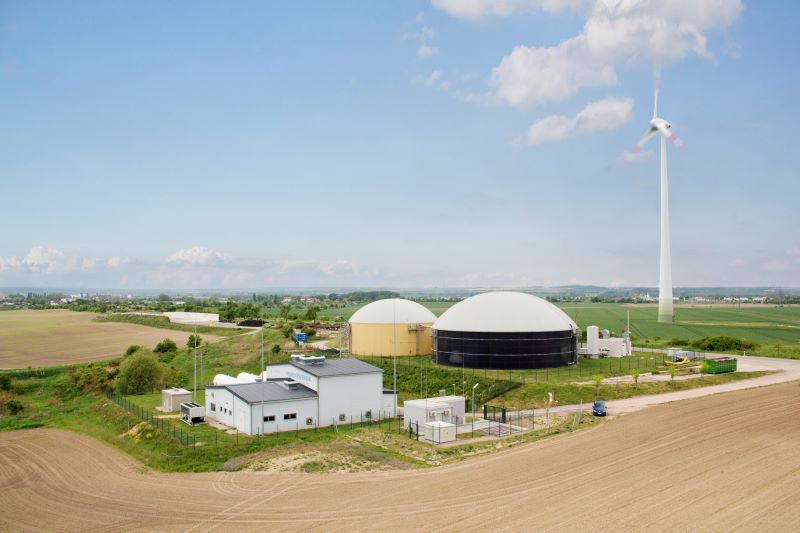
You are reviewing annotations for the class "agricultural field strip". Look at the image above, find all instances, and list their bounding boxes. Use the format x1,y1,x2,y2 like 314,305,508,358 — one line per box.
1,381,798,531
0,310,224,369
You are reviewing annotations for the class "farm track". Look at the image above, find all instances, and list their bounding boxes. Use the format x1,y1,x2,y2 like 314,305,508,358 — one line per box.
1,382,799,531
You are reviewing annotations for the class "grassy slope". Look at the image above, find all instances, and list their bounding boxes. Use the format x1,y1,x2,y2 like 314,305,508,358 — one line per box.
96,313,246,337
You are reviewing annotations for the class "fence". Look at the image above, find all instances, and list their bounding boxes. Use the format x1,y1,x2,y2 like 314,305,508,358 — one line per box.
359,352,677,386
406,408,583,444
106,390,200,447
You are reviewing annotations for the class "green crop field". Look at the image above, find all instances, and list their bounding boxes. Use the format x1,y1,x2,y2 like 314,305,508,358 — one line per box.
320,300,800,356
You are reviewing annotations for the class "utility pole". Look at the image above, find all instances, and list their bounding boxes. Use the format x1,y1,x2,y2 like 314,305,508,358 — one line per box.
393,299,397,417
193,326,197,403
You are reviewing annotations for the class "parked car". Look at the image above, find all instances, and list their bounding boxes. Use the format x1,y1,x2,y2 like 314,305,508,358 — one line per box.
593,399,607,417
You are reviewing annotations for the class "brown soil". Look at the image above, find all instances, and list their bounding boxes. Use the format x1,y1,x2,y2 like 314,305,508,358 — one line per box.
0,309,221,368
1,382,799,531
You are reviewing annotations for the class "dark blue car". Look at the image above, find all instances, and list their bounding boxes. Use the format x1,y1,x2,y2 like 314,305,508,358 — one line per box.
593,399,607,417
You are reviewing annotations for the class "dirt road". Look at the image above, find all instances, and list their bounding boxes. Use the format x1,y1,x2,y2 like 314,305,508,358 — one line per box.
2,381,799,532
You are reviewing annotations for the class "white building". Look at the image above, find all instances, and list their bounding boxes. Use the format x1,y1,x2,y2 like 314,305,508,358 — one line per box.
164,312,219,326
403,395,466,430
205,357,385,435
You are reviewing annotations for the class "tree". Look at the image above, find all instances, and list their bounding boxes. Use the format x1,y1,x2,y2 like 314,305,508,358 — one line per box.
668,366,677,385
592,375,603,398
186,334,202,350
154,338,177,353
281,324,294,338
304,305,319,321
0,374,11,391
631,369,640,389
271,344,281,355
279,304,291,319
698,360,708,380
117,352,162,394
158,293,170,302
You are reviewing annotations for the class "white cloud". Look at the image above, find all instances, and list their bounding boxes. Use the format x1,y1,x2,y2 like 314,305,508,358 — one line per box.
413,70,450,91
432,0,589,19
436,0,743,109
166,246,230,266
418,45,439,58
523,97,633,145
0,246,99,275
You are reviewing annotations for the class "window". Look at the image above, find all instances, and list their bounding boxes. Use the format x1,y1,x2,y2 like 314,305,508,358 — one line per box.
284,413,297,420
263,415,275,422
210,403,216,412
339,414,346,422
306,417,314,426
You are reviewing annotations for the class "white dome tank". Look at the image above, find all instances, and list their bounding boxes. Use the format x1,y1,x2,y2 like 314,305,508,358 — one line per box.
213,374,238,386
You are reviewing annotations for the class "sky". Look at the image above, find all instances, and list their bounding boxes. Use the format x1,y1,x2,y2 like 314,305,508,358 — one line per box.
1,0,798,290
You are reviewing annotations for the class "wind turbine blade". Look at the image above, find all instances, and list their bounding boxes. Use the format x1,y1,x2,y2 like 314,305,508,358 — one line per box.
653,65,661,118
618,129,657,165
654,122,687,150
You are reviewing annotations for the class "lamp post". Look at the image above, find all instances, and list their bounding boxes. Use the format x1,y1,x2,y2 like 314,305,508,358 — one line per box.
471,383,479,424
452,383,456,396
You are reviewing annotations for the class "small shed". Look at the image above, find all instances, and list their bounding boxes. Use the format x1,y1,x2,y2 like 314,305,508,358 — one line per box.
404,395,466,430
162,388,192,412
424,421,456,444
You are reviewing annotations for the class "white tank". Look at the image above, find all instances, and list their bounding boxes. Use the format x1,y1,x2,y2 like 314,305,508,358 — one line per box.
587,326,599,355
236,372,259,383
213,374,238,386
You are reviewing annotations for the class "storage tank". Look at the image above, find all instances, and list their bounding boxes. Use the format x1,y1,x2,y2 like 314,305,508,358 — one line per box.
587,326,599,355
432,291,578,369
213,374,238,386
348,298,436,356
236,372,259,383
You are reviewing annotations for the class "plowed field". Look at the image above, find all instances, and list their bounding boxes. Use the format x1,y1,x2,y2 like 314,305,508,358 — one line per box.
1,382,799,531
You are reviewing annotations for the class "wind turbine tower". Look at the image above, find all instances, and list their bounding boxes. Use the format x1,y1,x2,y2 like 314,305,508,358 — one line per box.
626,67,687,323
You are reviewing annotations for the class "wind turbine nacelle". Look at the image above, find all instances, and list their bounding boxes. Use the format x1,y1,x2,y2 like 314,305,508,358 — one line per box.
650,117,671,130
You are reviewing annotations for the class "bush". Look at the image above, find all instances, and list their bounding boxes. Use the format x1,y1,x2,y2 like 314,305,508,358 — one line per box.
154,338,178,353
6,399,23,415
125,345,142,356
117,352,162,394
668,338,690,346
691,336,757,352
186,334,202,350
281,325,294,338
0,374,10,391
301,327,316,337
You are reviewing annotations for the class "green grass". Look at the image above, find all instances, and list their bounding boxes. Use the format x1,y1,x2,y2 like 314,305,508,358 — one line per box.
96,313,248,337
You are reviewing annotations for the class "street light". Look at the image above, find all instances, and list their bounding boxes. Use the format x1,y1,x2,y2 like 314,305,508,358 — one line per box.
452,383,456,396
471,383,480,424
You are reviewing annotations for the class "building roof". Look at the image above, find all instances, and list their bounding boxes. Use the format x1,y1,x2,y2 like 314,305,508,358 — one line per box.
288,357,382,377
163,387,191,395
348,298,436,325
209,381,317,404
432,291,577,333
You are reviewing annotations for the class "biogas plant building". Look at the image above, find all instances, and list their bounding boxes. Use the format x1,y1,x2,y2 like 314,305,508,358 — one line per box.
348,291,579,370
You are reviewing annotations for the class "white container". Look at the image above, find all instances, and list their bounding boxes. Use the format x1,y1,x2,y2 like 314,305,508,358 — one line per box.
587,326,599,355
423,421,456,443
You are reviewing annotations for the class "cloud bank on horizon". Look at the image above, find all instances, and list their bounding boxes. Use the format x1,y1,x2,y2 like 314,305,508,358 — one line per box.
428,0,743,144
1,244,798,290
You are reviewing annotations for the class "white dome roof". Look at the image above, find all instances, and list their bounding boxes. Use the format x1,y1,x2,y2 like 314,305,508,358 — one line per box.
349,298,436,325
432,291,577,333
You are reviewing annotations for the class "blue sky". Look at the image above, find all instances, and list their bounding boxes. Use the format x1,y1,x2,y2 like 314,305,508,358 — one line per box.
1,0,797,289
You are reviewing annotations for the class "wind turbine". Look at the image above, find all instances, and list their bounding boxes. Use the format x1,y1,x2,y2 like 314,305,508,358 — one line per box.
624,67,687,323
